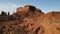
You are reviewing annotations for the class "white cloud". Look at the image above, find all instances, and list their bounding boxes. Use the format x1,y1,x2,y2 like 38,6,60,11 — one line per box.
0,3,18,14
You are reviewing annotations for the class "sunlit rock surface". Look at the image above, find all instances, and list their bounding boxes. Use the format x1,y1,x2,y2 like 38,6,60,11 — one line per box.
0,5,60,34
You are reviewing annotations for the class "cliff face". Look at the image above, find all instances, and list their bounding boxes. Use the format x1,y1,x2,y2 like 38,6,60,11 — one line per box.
17,5,36,13
0,5,60,34
12,5,44,19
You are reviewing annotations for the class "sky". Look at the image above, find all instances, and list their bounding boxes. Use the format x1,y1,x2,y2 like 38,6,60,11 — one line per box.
0,0,60,14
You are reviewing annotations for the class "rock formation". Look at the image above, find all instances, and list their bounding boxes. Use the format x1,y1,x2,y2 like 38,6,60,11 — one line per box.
0,5,60,34
0,11,10,21
17,5,36,13
14,5,44,19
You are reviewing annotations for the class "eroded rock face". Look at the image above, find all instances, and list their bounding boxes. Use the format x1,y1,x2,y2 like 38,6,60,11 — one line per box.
15,5,44,18
0,5,60,34
37,12,60,34
18,11,60,34
17,5,36,13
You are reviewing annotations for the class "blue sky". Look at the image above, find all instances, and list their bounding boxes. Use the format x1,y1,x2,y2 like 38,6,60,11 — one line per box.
0,0,60,14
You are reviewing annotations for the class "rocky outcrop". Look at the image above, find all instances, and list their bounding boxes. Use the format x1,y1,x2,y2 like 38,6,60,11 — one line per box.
13,5,44,19
0,11,10,21
0,5,60,34
19,12,60,34
17,5,36,13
